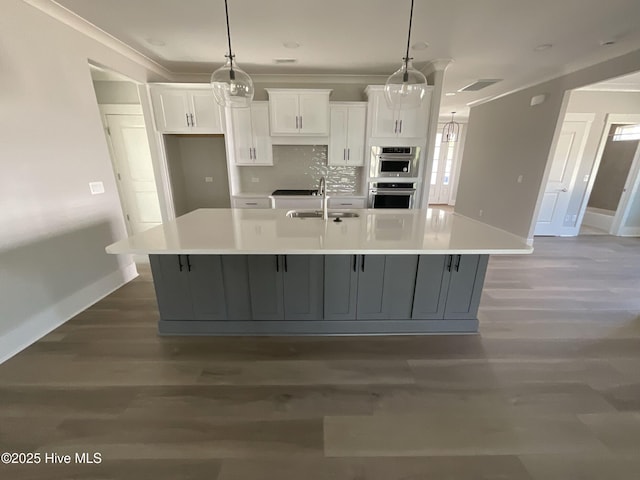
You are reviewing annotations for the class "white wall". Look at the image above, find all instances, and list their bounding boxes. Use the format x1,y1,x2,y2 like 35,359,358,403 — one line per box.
92,80,140,104
0,0,168,362
455,49,640,240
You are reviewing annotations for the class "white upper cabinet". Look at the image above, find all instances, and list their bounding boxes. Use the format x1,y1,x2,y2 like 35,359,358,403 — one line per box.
227,102,273,166
365,85,432,140
266,89,331,136
150,85,224,134
328,103,366,166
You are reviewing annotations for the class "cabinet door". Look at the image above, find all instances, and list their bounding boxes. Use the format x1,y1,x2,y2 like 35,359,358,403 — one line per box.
356,255,418,320
221,256,252,320
150,89,189,132
149,255,193,320
345,105,366,166
269,93,299,135
412,255,450,319
328,106,348,166
247,255,285,320
397,91,430,138
298,93,329,135
229,107,254,165
324,255,358,320
444,255,489,320
186,255,227,320
190,91,224,134
250,103,273,165
282,255,323,320
369,91,399,138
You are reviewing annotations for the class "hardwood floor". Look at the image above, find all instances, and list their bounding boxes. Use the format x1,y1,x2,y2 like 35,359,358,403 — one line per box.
1,235,639,479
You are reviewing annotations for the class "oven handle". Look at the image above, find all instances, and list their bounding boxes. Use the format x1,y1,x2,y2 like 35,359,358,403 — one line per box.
370,190,416,195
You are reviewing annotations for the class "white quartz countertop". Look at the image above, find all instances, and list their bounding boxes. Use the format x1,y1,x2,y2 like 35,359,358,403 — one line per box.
106,208,533,255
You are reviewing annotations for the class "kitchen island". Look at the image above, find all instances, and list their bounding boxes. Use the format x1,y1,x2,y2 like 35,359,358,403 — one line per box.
106,208,532,335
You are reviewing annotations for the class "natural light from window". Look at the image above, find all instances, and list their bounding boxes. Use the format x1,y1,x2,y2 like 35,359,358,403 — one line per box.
612,124,640,141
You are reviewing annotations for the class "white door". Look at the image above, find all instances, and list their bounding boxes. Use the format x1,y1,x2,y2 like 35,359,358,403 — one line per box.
429,132,458,204
345,105,366,166
535,117,592,236
189,90,224,134
229,107,255,165
151,88,189,132
328,106,348,165
106,114,162,234
298,93,329,135
250,103,273,166
269,92,299,135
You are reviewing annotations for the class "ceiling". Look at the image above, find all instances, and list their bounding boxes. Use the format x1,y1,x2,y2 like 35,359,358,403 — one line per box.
578,70,640,92
55,0,640,117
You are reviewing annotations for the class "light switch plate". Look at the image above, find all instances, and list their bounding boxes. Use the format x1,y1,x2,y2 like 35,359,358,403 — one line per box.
205,177,213,183
89,181,105,195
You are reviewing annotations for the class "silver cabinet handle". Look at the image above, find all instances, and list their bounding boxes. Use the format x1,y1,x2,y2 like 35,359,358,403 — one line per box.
394,120,398,133
295,116,299,129
249,148,253,160
185,113,190,127
348,148,350,160
253,148,257,159
299,116,302,129
343,149,346,161
399,120,403,133
190,113,195,126
246,202,258,206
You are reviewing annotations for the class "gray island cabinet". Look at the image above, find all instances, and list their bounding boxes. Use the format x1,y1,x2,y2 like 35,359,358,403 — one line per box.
107,209,532,335
150,253,489,335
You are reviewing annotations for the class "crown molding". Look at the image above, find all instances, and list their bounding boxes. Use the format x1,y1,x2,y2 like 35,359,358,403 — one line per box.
23,0,174,81
250,73,389,84
423,59,454,75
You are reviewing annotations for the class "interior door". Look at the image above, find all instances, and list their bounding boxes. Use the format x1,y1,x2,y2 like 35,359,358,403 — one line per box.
429,130,459,205
535,117,592,236
105,114,162,235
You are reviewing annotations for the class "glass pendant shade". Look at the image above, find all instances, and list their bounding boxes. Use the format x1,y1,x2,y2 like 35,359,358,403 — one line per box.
442,112,460,143
211,57,254,108
384,59,428,109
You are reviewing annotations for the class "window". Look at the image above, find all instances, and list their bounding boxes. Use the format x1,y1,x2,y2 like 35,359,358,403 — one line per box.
612,124,640,141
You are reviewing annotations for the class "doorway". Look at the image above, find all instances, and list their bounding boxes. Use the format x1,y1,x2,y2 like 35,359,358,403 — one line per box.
90,64,162,239
429,123,465,205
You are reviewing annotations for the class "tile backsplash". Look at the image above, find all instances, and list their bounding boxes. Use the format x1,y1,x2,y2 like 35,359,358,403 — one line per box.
238,145,363,195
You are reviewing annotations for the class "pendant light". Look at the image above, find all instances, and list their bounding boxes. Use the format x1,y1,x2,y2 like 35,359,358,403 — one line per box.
384,0,428,110
211,0,254,108
442,112,460,143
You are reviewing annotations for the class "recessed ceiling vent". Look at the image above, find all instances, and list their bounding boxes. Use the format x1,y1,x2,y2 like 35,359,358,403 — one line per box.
459,79,502,92
274,58,297,64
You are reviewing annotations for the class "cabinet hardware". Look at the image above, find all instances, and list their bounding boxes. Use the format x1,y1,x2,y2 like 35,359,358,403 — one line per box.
186,255,192,272
190,113,194,126
353,255,357,272
455,255,461,272
341,203,353,206
348,148,350,160
252,148,257,159
399,120,403,133
185,113,190,127
343,149,346,161
295,116,299,129
361,255,365,272
246,202,258,206
275,255,279,272
394,120,398,133
178,255,184,272
447,255,453,272
284,255,288,272
299,116,303,129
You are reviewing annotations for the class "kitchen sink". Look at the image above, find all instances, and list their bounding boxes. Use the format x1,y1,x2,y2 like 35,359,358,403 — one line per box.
286,210,360,219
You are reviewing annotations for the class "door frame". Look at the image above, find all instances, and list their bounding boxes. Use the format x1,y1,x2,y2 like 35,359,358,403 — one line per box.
428,121,466,206
575,113,640,236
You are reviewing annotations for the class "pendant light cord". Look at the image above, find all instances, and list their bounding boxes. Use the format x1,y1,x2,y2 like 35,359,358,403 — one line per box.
403,0,415,81
223,0,236,78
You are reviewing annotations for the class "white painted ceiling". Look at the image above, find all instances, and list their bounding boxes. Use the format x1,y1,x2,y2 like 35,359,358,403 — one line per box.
55,0,640,116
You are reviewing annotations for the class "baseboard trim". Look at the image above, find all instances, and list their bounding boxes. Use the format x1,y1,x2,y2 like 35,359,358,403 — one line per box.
0,263,138,364
582,209,614,232
618,226,640,237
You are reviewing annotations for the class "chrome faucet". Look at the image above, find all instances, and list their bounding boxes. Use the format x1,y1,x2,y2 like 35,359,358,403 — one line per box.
318,176,329,220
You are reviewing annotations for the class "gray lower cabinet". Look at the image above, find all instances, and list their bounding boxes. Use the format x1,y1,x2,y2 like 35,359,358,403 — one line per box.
355,255,419,320
412,254,489,320
149,254,226,320
247,255,285,320
324,255,358,320
282,255,324,320
220,256,252,320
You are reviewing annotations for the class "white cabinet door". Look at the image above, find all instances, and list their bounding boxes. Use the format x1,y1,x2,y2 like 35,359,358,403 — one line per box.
269,92,299,135
298,93,329,135
397,90,430,138
328,106,348,166
229,107,254,165
151,88,189,132
250,103,273,166
346,105,366,166
369,91,399,138
190,90,224,133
